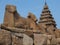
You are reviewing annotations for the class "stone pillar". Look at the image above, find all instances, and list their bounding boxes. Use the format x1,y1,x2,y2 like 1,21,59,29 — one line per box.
8,13,15,27
3,5,16,27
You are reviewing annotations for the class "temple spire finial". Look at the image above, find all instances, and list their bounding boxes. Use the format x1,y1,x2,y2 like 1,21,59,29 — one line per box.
45,0,47,5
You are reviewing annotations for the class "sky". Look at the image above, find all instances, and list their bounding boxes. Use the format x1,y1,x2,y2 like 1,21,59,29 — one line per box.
0,0,60,28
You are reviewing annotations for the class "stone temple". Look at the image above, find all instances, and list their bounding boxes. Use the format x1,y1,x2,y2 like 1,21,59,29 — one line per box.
0,1,60,45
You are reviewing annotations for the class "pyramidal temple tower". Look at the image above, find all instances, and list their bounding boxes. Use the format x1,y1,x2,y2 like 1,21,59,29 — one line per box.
39,1,56,30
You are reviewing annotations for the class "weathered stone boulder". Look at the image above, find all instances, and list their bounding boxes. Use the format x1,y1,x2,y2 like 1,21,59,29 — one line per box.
12,33,23,45
56,38,60,45
34,34,58,45
34,34,47,45
0,29,24,45
0,29,11,45
50,36,57,45
23,34,33,45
